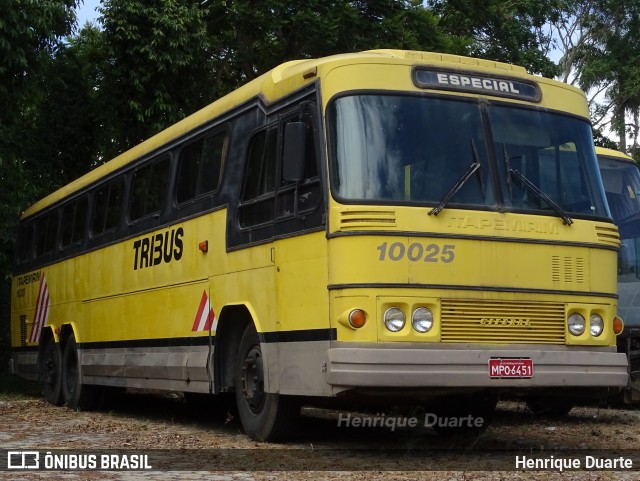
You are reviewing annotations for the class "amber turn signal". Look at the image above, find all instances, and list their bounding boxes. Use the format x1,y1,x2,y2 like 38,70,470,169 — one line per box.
199,240,208,253
613,316,624,335
349,309,367,328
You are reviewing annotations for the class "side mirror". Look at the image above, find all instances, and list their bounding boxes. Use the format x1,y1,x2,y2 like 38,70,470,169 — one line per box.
282,122,307,182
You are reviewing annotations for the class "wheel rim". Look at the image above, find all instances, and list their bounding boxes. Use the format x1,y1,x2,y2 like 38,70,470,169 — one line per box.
240,345,266,414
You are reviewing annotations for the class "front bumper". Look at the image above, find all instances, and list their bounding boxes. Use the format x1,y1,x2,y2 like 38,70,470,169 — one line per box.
327,343,628,389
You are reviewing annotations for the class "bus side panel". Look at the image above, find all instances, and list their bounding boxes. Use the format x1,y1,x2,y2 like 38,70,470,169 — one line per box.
77,211,227,389
269,232,330,396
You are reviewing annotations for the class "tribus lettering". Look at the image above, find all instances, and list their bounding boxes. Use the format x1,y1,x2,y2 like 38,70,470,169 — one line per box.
133,227,184,270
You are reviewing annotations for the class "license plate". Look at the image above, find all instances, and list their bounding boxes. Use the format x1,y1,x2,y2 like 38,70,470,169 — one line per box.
489,358,534,379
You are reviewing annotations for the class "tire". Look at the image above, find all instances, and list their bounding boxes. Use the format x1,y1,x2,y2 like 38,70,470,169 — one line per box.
39,339,63,406
61,334,97,410
525,397,573,417
234,325,300,442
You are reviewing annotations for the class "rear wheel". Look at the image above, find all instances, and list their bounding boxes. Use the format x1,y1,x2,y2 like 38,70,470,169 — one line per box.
61,334,98,409
40,339,63,406
234,325,300,441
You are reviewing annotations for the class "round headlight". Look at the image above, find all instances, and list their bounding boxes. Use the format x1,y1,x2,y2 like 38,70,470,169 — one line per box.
590,314,604,337
412,307,434,333
567,313,586,336
384,307,405,332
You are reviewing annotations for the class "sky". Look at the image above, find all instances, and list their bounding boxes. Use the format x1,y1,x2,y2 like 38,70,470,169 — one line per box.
76,0,102,27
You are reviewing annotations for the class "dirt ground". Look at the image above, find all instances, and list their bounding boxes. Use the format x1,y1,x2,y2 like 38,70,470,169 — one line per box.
0,378,639,481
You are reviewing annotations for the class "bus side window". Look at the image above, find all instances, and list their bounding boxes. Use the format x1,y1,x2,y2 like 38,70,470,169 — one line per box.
176,131,227,204
35,212,58,258
130,157,171,221
61,197,88,248
92,178,124,236
17,223,34,264
239,129,277,227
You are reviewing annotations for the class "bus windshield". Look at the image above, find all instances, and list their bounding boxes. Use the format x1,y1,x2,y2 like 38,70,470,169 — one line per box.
329,94,608,218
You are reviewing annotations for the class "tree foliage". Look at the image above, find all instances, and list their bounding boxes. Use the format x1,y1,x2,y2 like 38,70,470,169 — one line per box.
0,0,78,368
428,0,562,77
92,0,457,155
0,0,78,270
98,0,212,156
550,0,640,155
0,0,78,110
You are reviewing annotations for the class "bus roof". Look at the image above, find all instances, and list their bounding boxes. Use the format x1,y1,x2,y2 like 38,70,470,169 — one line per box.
21,49,588,219
595,146,635,163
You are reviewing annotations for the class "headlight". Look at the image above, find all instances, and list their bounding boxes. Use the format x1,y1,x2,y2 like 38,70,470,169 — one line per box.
590,314,604,337
384,307,405,332
567,313,586,336
412,307,434,333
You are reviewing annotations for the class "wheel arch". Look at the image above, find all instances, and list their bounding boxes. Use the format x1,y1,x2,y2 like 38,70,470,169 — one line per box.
214,303,262,393
59,323,76,345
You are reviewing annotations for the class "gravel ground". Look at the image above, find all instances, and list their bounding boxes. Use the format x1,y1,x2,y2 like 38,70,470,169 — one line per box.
0,380,639,481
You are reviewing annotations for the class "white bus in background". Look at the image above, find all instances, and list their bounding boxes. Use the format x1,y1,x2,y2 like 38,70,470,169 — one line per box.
596,146,640,401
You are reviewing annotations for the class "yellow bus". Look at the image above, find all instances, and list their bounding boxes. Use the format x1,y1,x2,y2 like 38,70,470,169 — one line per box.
596,146,640,399
10,50,628,441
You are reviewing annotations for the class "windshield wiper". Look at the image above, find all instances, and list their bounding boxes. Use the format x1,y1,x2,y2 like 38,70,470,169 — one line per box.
429,140,485,216
508,168,573,226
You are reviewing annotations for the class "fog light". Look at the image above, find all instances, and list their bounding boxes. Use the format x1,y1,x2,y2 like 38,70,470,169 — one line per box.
412,307,434,333
590,314,604,337
384,307,405,332
567,313,585,336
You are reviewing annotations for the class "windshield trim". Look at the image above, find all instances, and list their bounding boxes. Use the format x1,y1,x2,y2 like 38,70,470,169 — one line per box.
326,91,607,221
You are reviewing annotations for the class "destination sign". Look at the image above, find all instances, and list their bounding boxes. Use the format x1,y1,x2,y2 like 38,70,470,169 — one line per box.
413,68,541,102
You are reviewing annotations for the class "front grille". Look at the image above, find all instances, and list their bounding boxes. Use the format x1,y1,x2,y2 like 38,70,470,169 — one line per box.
440,299,566,344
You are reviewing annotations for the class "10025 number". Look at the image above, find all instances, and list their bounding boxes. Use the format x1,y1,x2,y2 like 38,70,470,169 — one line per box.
376,242,455,263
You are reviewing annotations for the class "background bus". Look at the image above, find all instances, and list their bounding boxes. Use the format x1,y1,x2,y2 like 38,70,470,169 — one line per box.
10,50,628,441
596,146,640,399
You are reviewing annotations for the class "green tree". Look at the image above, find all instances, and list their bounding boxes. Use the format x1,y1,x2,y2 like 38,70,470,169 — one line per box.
551,0,640,151
428,0,562,77
575,1,640,152
0,0,78,111
98,0,212,156
23,26,105,193
0,0,78,370
91,0,458,156
204,0,457,94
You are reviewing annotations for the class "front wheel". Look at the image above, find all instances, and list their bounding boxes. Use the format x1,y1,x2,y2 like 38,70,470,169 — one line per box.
234,325,300,442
